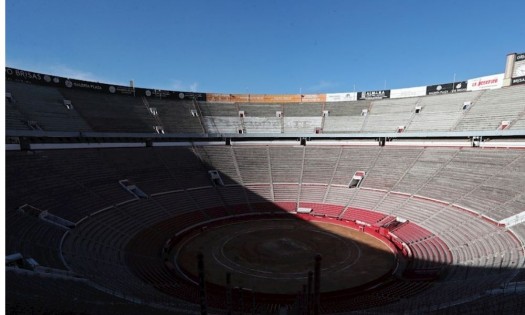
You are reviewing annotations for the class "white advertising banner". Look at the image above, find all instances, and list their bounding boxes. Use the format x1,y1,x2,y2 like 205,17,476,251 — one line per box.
326,92,358,102
513,60,525,78
390,86,427,99
467,73,504,91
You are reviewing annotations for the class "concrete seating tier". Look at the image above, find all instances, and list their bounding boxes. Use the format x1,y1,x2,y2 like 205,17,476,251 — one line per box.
6,212,66,269
323,115,366,132
6,144,525,313
362,98,418,132
6,270,184,315
202,116,241,134
455,85,525,131
361,147,424,191
511,117,525,129
5,96,31,130
301,146,341,184
198,102,238,116
323,185,356,208
233,146,271,183
407,91,482,132
238,103,282,117
7,81,92,131
391,222,433,244
195,146,241,185
340,207,386,224
283,103,323,117
59,88,156,133
283,116,322,133
243,117,282,133
269,146,304,183
147,98,204,134
298,184,328,203
324,101,369,116
330,147,381,186
6,82,525,133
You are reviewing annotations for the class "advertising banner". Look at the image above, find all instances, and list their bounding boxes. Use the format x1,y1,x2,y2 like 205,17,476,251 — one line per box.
205,93,235,102
511,76,525,86
263,94,301,103
390,86,427,99
516,53,525,62
467,73,504,91
6,67,106,92
230,94,252,102
326,92,358,102
138,88,206,101
357,90,390,100
512,60,525,78
426,81,467,95
205,93,326,103
246,94,268,103
301,94,326,103
5,67,206,101
6,68,49,82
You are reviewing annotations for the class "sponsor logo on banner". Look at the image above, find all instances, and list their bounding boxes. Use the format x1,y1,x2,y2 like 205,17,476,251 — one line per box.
114,86,134,95
513,61,525,77
301,94,326,103
141,88,204,100
6,67,205,101
467,73,504,91
6,68,43,81
326,92,358,102
266,94,301,103
206,93,235,102
426,81,467,95
206,93,309,103
71,81,103,91
229,94,251,102
358,90,390,100
511,76,525,85
246,94,265,103
154,89,172,98
390,86,427,99
516,53,525,61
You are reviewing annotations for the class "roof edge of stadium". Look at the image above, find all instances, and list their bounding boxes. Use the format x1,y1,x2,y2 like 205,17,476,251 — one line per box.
6,129,525,139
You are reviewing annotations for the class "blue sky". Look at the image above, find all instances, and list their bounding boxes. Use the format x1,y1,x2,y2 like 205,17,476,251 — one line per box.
6,0,525,94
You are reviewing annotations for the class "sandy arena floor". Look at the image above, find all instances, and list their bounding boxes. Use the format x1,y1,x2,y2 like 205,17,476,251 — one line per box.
175,218,396,294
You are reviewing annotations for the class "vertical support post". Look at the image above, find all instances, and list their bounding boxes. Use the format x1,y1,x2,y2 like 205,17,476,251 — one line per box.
313,254,322,315
301,284,307,315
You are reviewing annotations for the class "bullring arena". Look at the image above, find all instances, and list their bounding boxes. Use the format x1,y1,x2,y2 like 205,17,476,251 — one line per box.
5,52,525,315
174,218,395,294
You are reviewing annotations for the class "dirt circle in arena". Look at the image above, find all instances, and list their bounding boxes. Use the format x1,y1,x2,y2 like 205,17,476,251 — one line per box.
175,218,397,294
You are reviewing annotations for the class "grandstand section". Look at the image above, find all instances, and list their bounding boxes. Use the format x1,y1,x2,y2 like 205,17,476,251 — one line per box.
5,56,525,314
6,66,525,136
6,144,525,313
